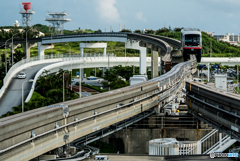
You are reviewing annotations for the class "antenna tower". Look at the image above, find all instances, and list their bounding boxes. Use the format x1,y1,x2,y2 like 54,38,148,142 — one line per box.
19,2,35,27
45,11,71,35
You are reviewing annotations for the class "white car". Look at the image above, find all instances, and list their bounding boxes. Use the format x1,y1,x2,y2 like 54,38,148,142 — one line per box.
87,76,98,80
18,72,26,79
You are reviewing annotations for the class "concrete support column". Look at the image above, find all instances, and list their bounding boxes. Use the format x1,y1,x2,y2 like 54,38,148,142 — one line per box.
80,48,84,57
25,42,38,59
126,39,147,75
139,48,147,75
38,42,54,60
80,43,108,77
103,47,106,57
171,49,183,65
151,45,159,78
24,42,30,59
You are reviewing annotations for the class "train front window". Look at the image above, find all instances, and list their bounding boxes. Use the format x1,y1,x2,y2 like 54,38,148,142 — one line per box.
185,34,200,46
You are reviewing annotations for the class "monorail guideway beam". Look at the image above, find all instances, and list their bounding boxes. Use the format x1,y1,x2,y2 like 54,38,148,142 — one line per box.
186,81,240,142
0,57,194,161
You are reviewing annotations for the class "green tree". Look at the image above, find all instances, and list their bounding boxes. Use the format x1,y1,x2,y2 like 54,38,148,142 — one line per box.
95,29,102,33
134,30,141,33
121,29,132,33
174,27,183,32
145,29,155,34
103,69,118,82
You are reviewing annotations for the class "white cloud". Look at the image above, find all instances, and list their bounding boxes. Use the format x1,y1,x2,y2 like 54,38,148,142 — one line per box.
95,0,120,23
135,12,147,22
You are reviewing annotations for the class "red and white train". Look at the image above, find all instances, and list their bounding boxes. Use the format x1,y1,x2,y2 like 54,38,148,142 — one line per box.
181,28,202,62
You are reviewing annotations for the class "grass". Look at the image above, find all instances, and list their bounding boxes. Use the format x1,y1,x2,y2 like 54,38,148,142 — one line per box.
71,68,101,77
26,41,142,57
81,83,108,93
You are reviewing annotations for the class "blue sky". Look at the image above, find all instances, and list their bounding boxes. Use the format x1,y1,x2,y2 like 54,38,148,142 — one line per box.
1,0,240,35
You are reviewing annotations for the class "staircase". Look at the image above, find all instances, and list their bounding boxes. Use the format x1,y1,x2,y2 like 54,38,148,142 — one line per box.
198,129,237,154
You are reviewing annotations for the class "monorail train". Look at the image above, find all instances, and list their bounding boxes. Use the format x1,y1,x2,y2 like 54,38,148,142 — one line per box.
181,28,202,62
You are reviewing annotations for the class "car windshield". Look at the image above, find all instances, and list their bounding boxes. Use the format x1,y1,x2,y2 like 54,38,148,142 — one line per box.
185,34,200,46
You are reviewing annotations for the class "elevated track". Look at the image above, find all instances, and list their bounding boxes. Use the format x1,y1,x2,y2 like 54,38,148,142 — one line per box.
0,54,195,161
2,32,236,160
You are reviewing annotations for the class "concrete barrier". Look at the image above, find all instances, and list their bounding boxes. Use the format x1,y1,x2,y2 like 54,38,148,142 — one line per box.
0,55,63,99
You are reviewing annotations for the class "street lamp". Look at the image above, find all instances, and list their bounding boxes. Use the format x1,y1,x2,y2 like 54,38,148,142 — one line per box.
22,79,34,112
79,63,82,98
26,28,33,59
210,32,215,57
12,32,20,66
5,38,12,75
65,44,72,90
228,58,239,92
63,71,67,102
108,53,110,91
50,25,53,55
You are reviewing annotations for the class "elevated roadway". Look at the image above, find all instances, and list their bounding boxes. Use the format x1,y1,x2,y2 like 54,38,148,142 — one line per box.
201,57,240,66
0,63,56,116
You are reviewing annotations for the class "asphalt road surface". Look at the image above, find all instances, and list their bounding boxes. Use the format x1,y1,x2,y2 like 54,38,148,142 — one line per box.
0,63,55,116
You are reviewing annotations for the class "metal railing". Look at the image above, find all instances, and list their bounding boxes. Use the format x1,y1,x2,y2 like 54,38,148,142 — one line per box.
0,53,117,100
0,54,63,99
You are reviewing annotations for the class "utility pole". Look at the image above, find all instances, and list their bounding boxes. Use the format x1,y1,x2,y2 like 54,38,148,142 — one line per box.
210,38,212,57
108,53,110,91
79,65,82,98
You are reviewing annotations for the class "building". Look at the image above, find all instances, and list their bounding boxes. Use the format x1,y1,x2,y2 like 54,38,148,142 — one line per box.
214,33,240,46
13,20,20,27
204,31,214,37
1,21,45,37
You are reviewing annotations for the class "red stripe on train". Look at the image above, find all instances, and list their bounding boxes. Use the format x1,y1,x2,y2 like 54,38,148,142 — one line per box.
183,47,202,49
